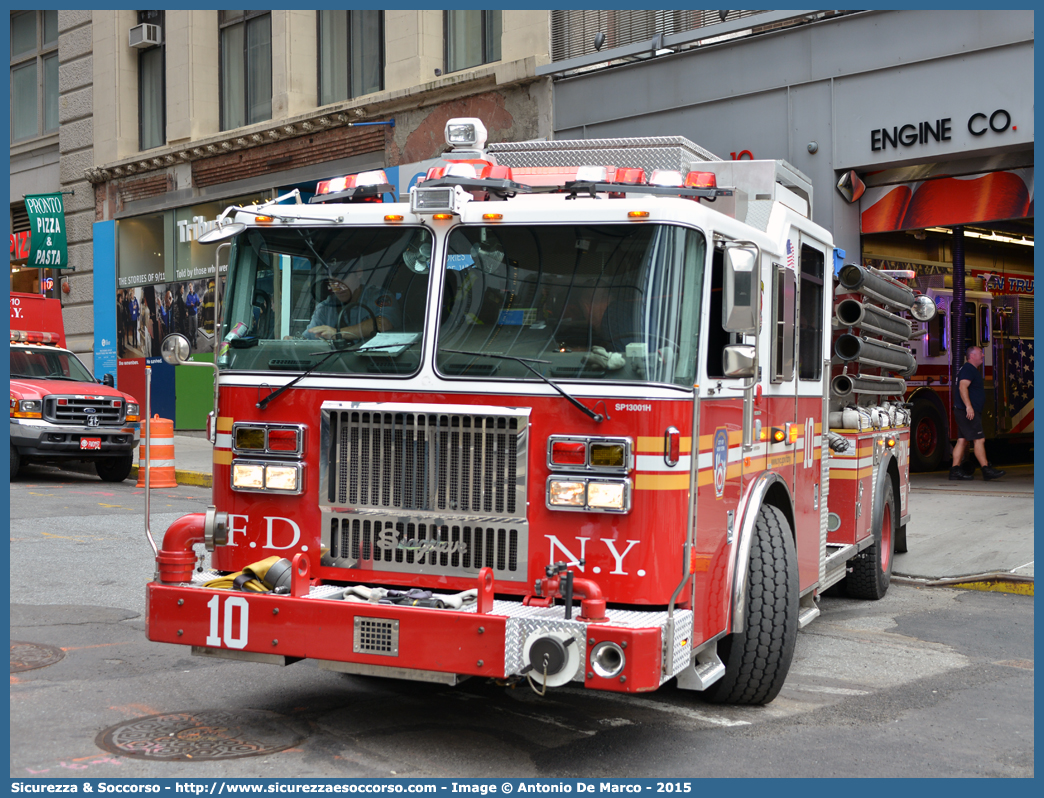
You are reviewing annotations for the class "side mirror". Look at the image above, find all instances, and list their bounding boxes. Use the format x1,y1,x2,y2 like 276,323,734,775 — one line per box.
723,344,757,379
161,333,193,365
102,373,115,387
196,222,246,245
723,246,759,333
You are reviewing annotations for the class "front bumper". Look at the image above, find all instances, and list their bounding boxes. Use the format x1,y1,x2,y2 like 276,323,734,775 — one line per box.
146,573,692,693
10,419,139,458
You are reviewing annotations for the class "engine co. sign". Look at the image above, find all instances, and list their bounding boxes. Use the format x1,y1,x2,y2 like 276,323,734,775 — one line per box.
24,193,70,269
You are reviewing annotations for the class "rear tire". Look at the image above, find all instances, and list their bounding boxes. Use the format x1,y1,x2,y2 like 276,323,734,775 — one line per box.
894,523,908,554
10,446,21,481
911,402,946,472
703,504,798,705
96,453,133,483
846,481,895,600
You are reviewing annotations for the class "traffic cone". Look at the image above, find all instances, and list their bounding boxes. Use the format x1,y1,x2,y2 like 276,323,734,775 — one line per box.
136,415,177,488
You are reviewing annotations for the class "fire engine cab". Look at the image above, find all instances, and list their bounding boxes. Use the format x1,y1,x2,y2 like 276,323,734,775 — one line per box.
10,292,141,481
148,118,935,704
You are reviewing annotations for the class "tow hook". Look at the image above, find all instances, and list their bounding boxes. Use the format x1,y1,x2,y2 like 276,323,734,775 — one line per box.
525,561,608,623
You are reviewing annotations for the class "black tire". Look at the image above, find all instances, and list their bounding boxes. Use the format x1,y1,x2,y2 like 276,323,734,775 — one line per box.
703,504,798,705
911,401,946,472
96,453,134,483
894,523,908,554
10,446,21,481
846,481,895,600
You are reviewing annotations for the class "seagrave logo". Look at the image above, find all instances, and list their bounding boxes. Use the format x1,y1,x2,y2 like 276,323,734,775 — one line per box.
376,528,468,558
713,427,729,498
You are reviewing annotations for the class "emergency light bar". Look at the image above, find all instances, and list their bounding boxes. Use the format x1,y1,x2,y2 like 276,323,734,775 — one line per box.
309,170,394,204
10,330,59,345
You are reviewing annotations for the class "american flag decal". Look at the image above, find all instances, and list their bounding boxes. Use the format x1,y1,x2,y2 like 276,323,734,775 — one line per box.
786,239,795,270
1005,338,1034,433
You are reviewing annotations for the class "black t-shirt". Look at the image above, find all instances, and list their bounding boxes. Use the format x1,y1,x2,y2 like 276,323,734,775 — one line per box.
955,361,985,412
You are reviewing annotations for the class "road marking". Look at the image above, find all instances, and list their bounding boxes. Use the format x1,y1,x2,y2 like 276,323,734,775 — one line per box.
783,684,869,696
556,687,751,727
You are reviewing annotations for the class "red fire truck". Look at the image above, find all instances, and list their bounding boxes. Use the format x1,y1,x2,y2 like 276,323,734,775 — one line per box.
905,279,1034,471
10,292,141,481
146,119,934,704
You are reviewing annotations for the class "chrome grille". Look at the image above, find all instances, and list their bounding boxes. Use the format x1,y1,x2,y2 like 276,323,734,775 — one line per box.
327,406,527,517
326,515,523,576
320,403,530,581
43,396,124,425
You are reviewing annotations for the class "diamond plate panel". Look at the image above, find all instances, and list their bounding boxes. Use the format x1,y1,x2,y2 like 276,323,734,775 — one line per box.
489,136,721,170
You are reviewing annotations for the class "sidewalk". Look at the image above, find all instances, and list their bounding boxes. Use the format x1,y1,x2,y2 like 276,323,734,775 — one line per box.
148,436,1033,593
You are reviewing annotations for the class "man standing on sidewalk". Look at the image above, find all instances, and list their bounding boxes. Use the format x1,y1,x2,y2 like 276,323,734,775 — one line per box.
186,282,201,351
950,345,1005,481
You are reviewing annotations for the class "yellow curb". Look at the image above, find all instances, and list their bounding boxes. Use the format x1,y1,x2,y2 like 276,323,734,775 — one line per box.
948,579,1033,597
893,574,1033,596
129,465,212,489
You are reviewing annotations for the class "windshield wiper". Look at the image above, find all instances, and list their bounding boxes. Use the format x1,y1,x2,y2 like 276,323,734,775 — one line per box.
256,341,419,411
442,349,604,423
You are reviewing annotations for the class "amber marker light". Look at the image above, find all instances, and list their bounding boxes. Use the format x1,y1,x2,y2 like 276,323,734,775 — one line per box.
788,425,800,444
255,215,274,224
432,213,454,220
771,427,786,443
886,436,896,448
627,211,650,219
384,214,404,222
482,213,503,221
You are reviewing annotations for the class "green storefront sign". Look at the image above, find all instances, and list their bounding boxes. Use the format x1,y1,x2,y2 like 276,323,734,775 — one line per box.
25,192,69,269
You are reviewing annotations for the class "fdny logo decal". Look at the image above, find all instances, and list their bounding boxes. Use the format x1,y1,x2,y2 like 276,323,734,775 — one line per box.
713,427,729,498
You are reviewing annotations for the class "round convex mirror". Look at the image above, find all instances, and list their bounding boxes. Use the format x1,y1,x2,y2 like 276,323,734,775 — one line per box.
197,221,246,245
160,333,192,365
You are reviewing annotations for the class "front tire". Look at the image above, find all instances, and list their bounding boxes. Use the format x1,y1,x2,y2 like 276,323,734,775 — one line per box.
703,504,798,705
10,446,21,481
846,481,895,600
96,453,133,483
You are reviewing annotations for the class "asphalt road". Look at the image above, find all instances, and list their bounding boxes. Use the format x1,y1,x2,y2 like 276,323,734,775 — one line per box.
9,466,1035,779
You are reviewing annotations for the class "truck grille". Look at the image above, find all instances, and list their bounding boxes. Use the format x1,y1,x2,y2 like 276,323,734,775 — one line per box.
327,516,522,575
321,403,530,581
326,407,528,517
43,396,124,425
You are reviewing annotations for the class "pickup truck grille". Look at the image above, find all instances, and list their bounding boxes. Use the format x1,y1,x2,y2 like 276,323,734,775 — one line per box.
43,396,124,425
321,403,530,581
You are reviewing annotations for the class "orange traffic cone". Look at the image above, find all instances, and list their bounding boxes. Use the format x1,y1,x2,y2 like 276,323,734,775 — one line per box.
136,414,177,488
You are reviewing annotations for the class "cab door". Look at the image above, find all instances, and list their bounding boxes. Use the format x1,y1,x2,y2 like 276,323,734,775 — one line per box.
792,236,828,593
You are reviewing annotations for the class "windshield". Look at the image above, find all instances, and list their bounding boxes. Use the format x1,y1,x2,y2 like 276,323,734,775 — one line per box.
11,346,96,382
436,224,706,388
220,226,432,374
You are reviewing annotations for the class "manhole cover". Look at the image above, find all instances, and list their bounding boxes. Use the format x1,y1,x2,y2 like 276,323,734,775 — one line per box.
96,709,308,761
11,641,66,673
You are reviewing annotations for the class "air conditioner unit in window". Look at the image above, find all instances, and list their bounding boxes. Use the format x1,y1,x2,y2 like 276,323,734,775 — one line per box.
129,23,163,49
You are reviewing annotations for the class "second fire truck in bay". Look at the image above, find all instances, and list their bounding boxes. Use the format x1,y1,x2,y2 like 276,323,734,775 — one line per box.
146,119,936,704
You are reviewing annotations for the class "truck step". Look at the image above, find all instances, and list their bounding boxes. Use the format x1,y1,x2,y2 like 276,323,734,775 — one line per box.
675,644,726,692
798,593,820,629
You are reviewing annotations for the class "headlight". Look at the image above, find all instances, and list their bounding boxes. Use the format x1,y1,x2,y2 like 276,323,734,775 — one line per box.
548,480,585,507
587,481,627,510
231,461,302,493
264,464,299,491
125,403,140,421
232,463,264,490
11,399,43,419
547,477,631,513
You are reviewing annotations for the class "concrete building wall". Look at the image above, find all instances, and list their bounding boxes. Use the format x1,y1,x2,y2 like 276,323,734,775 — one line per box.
57,9,96,367
166,11,221,145
548,9,1034,264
